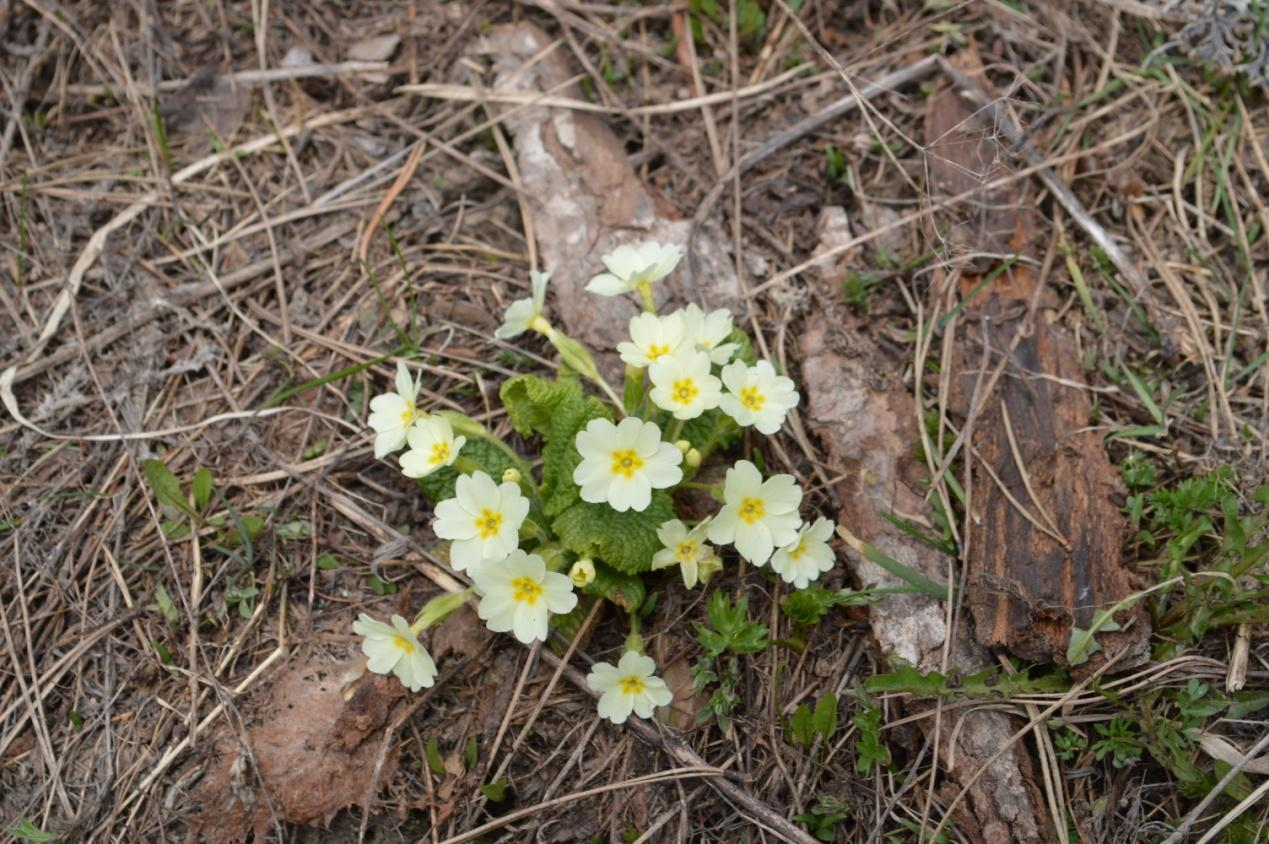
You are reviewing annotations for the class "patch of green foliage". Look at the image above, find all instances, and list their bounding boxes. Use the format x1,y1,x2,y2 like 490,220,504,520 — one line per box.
691,591,770,730
794,795,851,842
1118,455,1269,658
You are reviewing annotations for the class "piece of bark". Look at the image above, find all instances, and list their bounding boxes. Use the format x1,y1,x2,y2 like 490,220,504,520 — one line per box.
805,210,1048,842
468,24,742,363
802,301,1049,844
925,48,1148,670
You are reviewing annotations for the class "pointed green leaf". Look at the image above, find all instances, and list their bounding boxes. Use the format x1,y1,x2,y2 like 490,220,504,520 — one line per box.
789,704,815,748
192,467,214,511
813,692,838,740
142,458,196,518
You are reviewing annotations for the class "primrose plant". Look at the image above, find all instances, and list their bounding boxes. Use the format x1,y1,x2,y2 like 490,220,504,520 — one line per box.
356,241,835,725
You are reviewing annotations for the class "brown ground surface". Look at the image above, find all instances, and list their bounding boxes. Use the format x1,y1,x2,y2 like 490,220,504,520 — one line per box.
2,1,1267,842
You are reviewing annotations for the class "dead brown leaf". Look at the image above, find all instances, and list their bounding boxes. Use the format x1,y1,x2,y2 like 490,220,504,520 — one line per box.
185,655,404,842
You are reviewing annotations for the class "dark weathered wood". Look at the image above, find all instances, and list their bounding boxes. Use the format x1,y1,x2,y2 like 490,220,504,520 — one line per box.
926,49,1148,670
802,194,1050,840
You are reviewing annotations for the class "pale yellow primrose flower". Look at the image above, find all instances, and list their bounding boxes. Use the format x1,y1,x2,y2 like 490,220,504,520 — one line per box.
368,362,425,458
586,240,683,297
473,549,578,643
352,613,438,692
718,359,800,435
652,517,721,589
708,459,803,565
586,650,673,724
495,270,551,339
680,303,739,365
617,311,687,369
432,471,529,575
400,416,466,479
770,517,836,589
573,417,683,513
648,349,722,420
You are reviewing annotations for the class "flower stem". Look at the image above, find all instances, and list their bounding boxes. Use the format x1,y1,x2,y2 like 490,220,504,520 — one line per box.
451,455,484,476
594,376,628,418
636,281,656,313
666,417,685,444
624,611,644,655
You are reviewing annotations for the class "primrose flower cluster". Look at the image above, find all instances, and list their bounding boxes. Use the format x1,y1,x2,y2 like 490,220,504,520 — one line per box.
356,241,835,725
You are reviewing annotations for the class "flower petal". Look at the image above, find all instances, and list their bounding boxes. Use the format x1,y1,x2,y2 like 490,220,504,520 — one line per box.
586,273,629,296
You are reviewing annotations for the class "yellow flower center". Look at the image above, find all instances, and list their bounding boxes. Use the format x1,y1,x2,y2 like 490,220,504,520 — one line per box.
619,675,647,696
512,576,543,605
672,378,699,405
399,399,416,428
429,441,451,465
739,386,766,411
647,343,671,360
391,634,415,652
476,508,504,539
738,497,766,525
787,539,807,560
610,449,644,479
676,540,698,561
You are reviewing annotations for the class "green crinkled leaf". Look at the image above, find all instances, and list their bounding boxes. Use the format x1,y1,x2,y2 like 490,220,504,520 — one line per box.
416,438,518,503
542,401,609,518
502,375,579,436
552,493,675,575
500,374,610,517
583,559,647,612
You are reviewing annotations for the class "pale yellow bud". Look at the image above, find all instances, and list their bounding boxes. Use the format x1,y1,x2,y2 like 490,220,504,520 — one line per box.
674,439,691,454
569,558,596,588
685,448,702,468
502,467,523,484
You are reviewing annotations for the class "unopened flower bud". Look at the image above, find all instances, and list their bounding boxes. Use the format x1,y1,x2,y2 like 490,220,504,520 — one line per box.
502,467,522,485
685,448,702,468
674,439,691,454
569,558,596,588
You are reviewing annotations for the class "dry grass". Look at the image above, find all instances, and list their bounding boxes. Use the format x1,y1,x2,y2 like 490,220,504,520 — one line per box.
1,0,1267,842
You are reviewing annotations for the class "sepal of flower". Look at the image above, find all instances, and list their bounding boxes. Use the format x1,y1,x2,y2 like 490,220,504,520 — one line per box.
353,613,438,692
413,589,473,630
495,269,552,340
473,549,578,643
769,517,836,589
652,518,721,589
680,303,739,364
708,459,803,565
432,471,529,574
400,416,466,479
718,359,800,435
648,350,722,420
586,650,673,724
586,240,683,298
617,311,687,369
573,417,683,512
368,362,425,458
695,550,723,585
